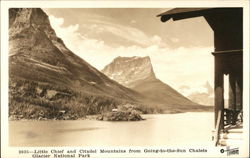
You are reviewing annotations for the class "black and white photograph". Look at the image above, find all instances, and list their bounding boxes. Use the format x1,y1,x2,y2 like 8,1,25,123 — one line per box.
1,1,249,158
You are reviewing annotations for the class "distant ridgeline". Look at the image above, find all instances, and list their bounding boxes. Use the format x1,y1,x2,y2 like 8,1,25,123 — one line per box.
9,8,212,120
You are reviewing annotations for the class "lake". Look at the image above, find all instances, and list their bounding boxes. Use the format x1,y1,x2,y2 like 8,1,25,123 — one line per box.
9,112,214,146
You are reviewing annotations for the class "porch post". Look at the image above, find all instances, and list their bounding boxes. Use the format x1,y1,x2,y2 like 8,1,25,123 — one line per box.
229,73,236,124
214,55,224,128
229,73,236,110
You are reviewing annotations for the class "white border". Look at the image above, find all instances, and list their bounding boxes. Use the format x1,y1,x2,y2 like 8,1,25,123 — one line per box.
1,1,249,158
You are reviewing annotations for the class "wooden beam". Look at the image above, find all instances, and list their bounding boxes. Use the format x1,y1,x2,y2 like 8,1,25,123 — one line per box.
212,49,243,55
214,56,224,127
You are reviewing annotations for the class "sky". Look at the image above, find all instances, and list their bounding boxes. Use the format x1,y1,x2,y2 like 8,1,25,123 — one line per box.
44,8,215,97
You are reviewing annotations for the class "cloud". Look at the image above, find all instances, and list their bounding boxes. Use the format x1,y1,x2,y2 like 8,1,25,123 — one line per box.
130,20,136,24
179,83,212,97
81,19,165,47
178,81,214,105
48,15,214,94
49,15,64,26
170,37,179,43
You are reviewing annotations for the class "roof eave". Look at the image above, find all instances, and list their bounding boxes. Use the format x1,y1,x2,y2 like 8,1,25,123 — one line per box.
157,8,213,22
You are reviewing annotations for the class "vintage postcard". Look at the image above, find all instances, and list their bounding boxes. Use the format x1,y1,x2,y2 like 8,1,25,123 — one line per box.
1,0,249,158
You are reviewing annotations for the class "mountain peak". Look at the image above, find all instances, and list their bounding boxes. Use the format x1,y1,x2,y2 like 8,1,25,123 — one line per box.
9,8,62,44
9,8,68,60
9,8,48,26
102,56,155,87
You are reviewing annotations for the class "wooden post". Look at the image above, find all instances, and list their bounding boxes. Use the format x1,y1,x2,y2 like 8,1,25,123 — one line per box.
229,73,236,124
214,55,224,128
235,76,243,110
229,73,236,110
232,53,243,112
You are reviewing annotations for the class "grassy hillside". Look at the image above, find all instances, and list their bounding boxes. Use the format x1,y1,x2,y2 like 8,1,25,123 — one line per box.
132,78,213,113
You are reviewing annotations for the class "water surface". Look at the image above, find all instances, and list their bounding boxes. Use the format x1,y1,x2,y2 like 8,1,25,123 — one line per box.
9,112,214,146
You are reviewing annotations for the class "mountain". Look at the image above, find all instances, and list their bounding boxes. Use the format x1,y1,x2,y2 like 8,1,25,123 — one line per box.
187,81,214,106
9,8,151,119
102,56,210,112
178,81,214,106
102,56,156,87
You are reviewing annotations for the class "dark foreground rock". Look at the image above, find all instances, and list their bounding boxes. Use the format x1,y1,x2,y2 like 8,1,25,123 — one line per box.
97,110,144,121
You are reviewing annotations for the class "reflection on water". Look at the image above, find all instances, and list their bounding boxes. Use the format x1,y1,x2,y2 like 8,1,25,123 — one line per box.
9,112,214,146
21,131,39,139
56,127,101,133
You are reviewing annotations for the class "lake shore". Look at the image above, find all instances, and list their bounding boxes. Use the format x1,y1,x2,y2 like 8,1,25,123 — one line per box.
8,108,213,121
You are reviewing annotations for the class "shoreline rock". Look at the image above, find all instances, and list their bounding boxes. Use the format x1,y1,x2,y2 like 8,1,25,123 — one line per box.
96,110,144,121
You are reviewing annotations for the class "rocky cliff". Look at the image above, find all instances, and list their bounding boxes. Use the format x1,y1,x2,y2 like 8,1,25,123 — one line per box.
102,56,156,87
